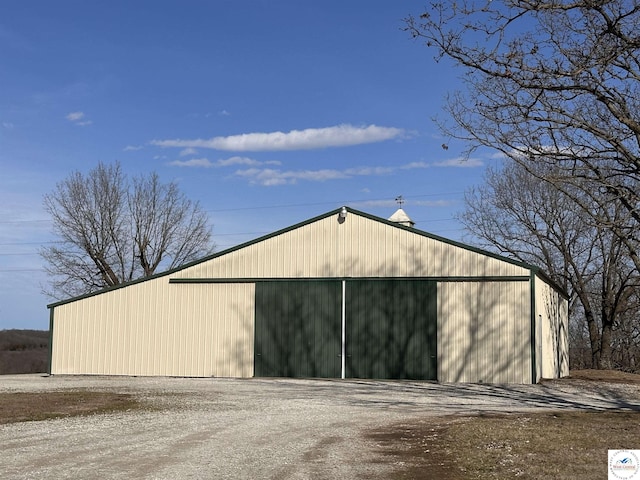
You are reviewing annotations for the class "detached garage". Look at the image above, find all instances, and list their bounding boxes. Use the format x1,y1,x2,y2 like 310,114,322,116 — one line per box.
48,207,569,383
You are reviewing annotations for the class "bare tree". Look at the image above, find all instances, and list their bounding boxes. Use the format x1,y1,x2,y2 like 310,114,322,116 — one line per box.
460,161,639,369
129,172,212,278
405,0,640,271
42,162,213,300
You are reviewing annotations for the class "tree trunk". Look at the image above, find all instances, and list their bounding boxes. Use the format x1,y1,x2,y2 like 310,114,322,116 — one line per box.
600,324,613,370
585,308,601,369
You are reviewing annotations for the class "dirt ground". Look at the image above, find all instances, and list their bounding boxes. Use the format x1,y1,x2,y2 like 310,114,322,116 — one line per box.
560,368,640,384
0,390,139,424
0,370,638,479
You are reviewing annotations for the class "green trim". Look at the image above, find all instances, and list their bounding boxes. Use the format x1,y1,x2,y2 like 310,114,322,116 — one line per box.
48,307,54,375
170,278,256,284
169,275,532,284
45,267,178,308
530,271,537,384
47,282,135,308
533,270,569,301
47,206,567,308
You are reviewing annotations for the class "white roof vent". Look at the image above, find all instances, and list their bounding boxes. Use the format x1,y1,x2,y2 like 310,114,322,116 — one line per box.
388,207,415,228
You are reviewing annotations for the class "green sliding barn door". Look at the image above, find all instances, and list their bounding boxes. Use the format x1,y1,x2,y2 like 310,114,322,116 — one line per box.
254,281,341,378
346,280,437,380
254,279,437,380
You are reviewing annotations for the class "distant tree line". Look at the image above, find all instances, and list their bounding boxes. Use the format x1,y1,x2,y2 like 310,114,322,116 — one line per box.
0,330,49,374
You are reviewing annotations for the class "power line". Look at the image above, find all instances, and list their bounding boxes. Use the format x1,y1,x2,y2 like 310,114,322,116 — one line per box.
0,191,467,224
0,219,51,224
205,192,465,213
0,241,61,246
0,197,466,265
0,268,44,273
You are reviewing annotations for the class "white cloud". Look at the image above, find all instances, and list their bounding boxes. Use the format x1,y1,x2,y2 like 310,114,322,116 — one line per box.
235,168,349,186
66,111,92,126
222,156,483,187
151,124,405,152
66,111,85,121
167,156,282,169
344,166,395,176
231,162,392,186
2,121,14,129
123,145,143,152
168,158,215,168
400,158,483,169
215,156,281,167
215,156,260,167
432,157,483,168
235,163,398,186
401,161,430,169
179,147,198,157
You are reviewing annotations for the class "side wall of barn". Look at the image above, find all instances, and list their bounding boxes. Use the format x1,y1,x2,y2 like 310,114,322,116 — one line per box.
534,274,570,380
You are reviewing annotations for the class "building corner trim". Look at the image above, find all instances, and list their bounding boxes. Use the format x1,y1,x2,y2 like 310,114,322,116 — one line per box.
530,272,537,384
48,307,54,375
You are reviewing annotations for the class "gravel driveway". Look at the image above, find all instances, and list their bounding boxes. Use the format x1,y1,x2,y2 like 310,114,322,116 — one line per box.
1,374,638,479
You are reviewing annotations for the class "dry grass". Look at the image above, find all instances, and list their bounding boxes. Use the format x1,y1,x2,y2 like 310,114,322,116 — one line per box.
563,368,640,384
369,370,640,480
370,411,640,480
0,390,143,424
451,411,639,479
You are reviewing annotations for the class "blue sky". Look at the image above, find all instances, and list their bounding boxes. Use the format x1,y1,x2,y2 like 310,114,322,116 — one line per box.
0,1,495,330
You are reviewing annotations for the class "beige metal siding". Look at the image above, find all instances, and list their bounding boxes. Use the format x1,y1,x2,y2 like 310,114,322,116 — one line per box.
438,281,531,383
50,210,541,381
51,281,255,377
535,274,570,380
173,213,530,279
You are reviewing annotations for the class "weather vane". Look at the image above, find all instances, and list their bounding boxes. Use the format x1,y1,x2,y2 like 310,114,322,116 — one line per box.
395,195,405,206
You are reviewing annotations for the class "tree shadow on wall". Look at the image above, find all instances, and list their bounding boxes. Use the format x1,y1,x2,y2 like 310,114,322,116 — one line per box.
254,280,341,378
345,279,437,381
438,271,531,383
232,235,560,384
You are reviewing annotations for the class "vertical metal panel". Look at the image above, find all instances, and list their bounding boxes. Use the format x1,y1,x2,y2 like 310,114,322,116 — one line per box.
438,281,531,383
346,280,437,380
172,212,531,280
50,280,255,377
535,275,569,379
254,281,341,378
